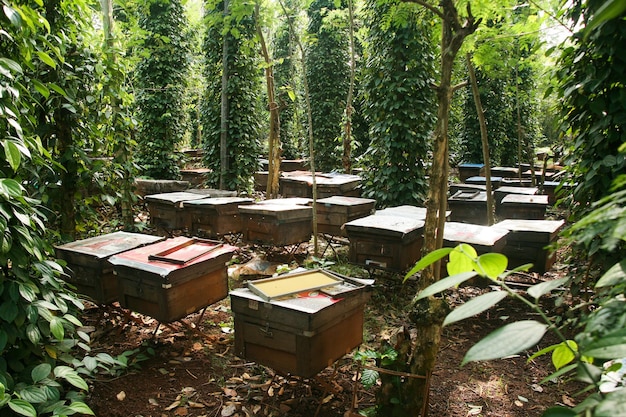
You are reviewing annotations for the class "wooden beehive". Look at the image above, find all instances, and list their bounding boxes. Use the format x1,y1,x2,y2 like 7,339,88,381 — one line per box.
448,191,490,225
344,214,424,271
449,183,486,196
499,194,549,220
239,204,313,246
144,191,207,231
494,219,565,273
457,163,485,182
465,176,504,189
184,197,254,238
442,222,509,253
109,237,237,323
490,166,520,178
180,168,211,187
55,232,165,304
280,172,361,198
494,186,538,205
230,270,372,378
312,196,376,236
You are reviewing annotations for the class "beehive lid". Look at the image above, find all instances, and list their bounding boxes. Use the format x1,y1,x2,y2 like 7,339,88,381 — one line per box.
144,191,207,205
183,197,254,207
55,231,164,260
493,219,565,243
315,196,376,207
501,194,549,205
375,205,428,220
344,214,424,239
108,236,237,278
257,197,312,206
465,176,504,185
495,186,538,196
239,204,313,221
449,190,488,202
443,222,509,248
186,188,238,198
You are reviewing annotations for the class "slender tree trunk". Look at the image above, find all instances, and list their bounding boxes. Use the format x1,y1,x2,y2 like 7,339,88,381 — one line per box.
220,0,230,190
397,1,480,415
467,54,494,225
255,4,281,199
343,0,356,174
278,0,318,255
101,0,134,229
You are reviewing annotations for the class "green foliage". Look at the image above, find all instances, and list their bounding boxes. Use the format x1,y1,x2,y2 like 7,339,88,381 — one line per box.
459,2,542,167
306,0,350,172
135,0,191,180
359,0,436,208
556,0,626,218
201,0,262,193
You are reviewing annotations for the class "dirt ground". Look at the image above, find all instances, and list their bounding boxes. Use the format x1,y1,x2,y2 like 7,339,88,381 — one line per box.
81,239,584,417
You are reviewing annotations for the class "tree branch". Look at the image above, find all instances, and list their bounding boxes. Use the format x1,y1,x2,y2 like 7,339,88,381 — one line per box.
401,0,444,20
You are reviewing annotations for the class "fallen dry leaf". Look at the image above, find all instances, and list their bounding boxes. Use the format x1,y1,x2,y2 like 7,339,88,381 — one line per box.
221,403,237,416
148,398,159,406
188,401,205,408
165,400,181,411
174,407,189,416
116,391,126,401
223,387,238,397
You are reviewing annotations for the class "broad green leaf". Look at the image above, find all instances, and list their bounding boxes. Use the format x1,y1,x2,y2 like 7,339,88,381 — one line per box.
584,0,626,37
48,83,67,97
0,57,22,74
594,387,626,417
583,339,626,359
67,401,94,415
59,371,88,391
18,386,47,403
528,343,560,362
552,340,577,370
2,5,21,27
0,301,18,322
35,51,56,68
83,356,98,372
475,253,508,279
415,271,477,301
361,368,379,389
0,178,23,198
443,291,507,326
49,317,64,340
447,244,478,275
542,406,577,417
26,324,40,344
32,79,50,98
596,260,626,287
527,277,570,299
31,363,51,383
462,320,548,365
8,399,37,417
404,247,453,282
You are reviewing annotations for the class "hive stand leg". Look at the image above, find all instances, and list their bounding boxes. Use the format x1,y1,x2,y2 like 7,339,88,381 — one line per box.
313,362,340,417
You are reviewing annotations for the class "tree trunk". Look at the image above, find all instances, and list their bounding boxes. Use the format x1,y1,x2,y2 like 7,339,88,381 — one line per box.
220,0,230,190
343,0,356,174
256,4,281,199
467,53,494,225
278,0,318,255
397,1,480,415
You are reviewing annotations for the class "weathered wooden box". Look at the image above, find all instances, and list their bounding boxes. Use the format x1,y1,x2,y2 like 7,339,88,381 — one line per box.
144,191,207,231
230,270,372,378
465,176,504,189
312,196,376,236
184,197,254,238
375,205,451,221
280,172,361,199
344,214,424,271
442,222,509,253
458,163,485,182
55,232,164,304
449,183,486,196
499,194,549,220
180,168,211,187
494,186,538,206
108,237,237,323
490,166,520,178
494,219,565,273
448,191,490,225
239,204,313,246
